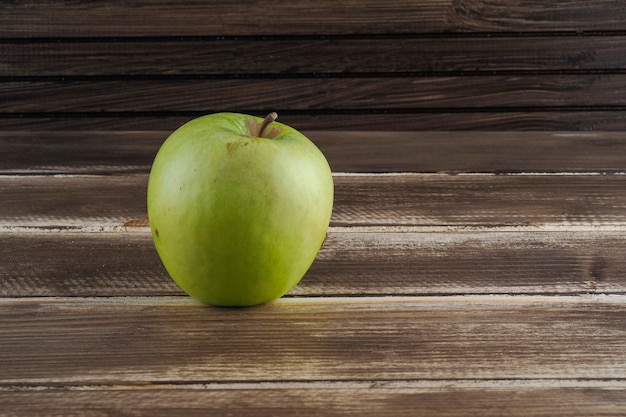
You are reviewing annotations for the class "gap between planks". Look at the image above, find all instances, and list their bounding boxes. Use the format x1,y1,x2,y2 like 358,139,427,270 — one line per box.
2,293,625,307
4,224,626,235
2,378,626,392
2,380,626,417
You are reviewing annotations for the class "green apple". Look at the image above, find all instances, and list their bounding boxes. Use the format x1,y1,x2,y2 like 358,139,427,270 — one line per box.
147,112,334,306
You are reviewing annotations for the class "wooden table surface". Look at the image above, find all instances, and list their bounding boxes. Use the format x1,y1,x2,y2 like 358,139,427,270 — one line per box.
2,130,626,416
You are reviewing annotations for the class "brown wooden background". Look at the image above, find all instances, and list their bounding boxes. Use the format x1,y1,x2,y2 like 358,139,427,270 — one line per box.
3,0,626,131
4,2,626,415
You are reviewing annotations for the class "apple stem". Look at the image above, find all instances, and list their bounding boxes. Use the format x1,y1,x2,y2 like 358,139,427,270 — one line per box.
259,112,278,137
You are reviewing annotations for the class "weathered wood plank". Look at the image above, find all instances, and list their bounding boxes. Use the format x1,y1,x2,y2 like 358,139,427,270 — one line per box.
0,231,174,297
3,36,625,76
5,131,626,174
0,295,624,384
3,111,626,131
314,131,626,174
332,174,626,227
0,131,162,174
310,229,626,295
0,175,145,229
2,229,625,297
2,0,626,36
2,174,626,228
4,76,626,113
2,381,626,417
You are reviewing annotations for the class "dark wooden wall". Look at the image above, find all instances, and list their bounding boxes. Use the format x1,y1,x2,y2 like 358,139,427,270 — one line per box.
3,1,626,131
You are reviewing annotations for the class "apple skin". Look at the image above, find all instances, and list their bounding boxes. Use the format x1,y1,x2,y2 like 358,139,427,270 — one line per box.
147,113,334,306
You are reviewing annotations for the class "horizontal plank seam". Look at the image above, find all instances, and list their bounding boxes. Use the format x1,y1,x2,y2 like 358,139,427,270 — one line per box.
4,31,626,42
2,379,626,392
5,223,626,234
3,172,626,178
3,170,625,176
5,108,626,118
5,70,626,81
1,290,624,299
1,294,624,305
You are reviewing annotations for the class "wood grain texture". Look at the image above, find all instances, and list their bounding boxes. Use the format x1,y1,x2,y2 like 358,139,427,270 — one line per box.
1,131,625,413
2,0,626,36
332,174,626,227
313,131,626,174
5,131,626,174
310,229,626,295
0,231,175,297
4,2,626,131
3,0,626,411
4,111,626,131
3,36,625,76
2,229,626,297
3,382,626,417
0,175,147,229
0,131,163,174
5,76,626,132
1,296,624,384
2,174,626,228
4,76,626,113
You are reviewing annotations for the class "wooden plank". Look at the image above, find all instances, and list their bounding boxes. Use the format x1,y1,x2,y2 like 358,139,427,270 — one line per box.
309,229,626,296
5,131,626,174
0,175,146,229
315,131,626,174
2,174,626,228
332,174,626,227
3,111,626,131
0,295,624,384
0,131,162,174
0,231,175,297
3,36,626,76
2,229,626,297
4,76,626,113
2,1,626,36
2,381,626,417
